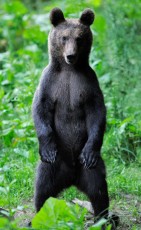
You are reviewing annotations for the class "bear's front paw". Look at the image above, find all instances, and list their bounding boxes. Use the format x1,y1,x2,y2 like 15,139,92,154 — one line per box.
79,150,100,169
40,149,57,163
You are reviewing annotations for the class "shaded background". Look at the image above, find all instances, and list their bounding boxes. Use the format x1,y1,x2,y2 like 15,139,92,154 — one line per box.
0,0,141,228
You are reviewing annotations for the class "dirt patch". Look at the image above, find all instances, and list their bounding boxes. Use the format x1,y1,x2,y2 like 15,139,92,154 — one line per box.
111,194,141,229
14,194,141,229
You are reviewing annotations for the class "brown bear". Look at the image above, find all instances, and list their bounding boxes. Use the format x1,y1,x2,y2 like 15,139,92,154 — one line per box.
32,8,118,227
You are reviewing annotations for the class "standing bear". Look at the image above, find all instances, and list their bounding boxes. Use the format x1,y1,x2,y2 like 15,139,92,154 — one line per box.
32,7,114,225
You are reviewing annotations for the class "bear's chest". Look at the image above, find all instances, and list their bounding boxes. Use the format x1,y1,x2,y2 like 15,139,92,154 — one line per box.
50,71,91,110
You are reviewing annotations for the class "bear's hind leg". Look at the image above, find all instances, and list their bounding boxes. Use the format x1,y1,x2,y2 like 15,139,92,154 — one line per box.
35,162,57,212
76,157,109,220
35,160,74,212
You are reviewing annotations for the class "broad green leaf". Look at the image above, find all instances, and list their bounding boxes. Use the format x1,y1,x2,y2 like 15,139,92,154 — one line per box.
32,197,87,229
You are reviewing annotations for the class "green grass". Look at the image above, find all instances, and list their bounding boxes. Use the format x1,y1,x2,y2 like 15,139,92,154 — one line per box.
0,0,141,229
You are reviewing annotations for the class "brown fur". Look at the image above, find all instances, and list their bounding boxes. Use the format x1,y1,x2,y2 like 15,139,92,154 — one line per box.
32,8,119,228
48,18,93,65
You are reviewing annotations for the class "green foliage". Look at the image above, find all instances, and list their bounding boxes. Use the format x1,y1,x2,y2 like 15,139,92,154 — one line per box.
32,197,87,229
100,0,141,164
0,217,27,230
0,198,111,230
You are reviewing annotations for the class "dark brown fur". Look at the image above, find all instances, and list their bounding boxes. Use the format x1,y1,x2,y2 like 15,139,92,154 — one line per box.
32,8,119,228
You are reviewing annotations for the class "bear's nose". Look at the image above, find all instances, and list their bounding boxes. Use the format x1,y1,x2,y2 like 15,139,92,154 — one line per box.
67,54,76,62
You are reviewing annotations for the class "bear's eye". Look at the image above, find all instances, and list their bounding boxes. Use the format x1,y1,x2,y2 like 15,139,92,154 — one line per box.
76,37,82,43
62,36,67,42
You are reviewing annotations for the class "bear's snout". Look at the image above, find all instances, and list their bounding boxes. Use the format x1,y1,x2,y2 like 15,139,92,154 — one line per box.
63,41,78,65
66,54,77,64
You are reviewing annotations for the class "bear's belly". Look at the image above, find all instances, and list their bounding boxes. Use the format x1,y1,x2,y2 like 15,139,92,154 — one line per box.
54,107,87,163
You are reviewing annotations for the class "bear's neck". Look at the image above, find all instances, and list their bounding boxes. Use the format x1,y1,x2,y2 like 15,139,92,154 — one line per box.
49,55,90,71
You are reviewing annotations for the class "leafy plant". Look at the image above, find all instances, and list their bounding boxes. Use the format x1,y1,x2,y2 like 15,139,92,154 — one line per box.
0,198,111,230
32,197,87,229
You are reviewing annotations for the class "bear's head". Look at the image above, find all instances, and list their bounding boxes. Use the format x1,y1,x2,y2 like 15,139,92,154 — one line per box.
49,8,94,65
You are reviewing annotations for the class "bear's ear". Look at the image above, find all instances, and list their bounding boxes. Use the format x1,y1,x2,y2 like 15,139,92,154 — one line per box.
80,9,95,26
50,8,65,27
